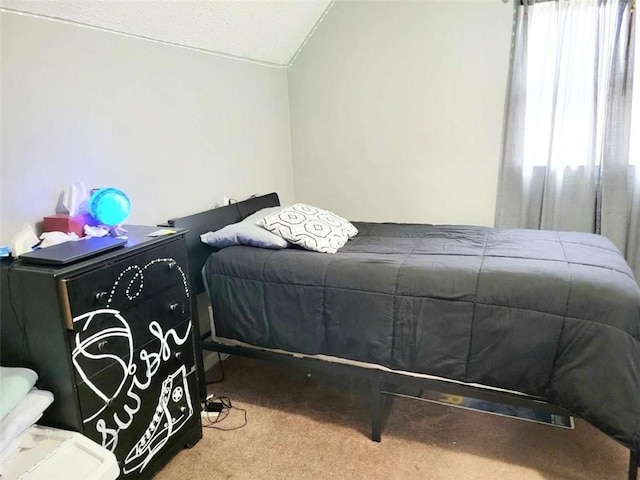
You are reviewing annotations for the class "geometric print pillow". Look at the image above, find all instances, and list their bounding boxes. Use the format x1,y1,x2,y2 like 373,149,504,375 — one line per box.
256,203,358,254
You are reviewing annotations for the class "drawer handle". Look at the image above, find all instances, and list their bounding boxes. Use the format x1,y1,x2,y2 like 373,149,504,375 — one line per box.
97,341,109,352
94,291,109,305
167,260,177,271
169,302,183,314
174,351,183,361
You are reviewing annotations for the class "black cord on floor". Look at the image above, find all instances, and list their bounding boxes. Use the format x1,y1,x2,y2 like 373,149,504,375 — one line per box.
206,351,225,384
201,396,247,431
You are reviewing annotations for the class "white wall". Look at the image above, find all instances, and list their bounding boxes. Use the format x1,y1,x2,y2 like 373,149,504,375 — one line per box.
288,0,513,226
0,12,294,245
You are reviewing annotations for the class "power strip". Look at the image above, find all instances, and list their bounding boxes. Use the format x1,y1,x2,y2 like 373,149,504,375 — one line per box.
201,410,219,418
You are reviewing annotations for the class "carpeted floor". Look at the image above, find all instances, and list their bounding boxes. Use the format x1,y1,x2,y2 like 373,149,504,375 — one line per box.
155,356,635,480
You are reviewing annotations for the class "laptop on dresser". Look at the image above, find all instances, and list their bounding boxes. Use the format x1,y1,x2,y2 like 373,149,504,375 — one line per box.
19,236,127,266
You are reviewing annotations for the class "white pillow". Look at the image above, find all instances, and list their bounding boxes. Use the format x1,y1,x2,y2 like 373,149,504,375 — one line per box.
200,206,289,249
256,204,358,254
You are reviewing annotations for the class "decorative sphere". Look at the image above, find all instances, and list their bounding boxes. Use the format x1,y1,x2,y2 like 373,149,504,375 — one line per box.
88,188,131,226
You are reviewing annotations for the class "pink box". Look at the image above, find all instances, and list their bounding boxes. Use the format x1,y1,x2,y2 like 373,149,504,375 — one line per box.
43,214,88,237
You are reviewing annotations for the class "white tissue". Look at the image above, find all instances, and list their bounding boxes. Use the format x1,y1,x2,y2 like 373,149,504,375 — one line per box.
10,225,39,257
39,231,79,248
60,182,89,217
84,225,109,237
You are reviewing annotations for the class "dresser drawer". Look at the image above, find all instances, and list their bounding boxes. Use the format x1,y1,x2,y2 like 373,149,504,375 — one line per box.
120,370,200,476
61,240,189,325
70,282,190,352
79,366,199,476
71,317,194,394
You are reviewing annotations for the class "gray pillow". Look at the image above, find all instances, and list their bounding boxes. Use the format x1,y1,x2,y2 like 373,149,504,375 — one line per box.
200,206,289,249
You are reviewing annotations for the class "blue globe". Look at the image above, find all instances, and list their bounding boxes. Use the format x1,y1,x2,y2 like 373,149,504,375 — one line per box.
88,188,131,226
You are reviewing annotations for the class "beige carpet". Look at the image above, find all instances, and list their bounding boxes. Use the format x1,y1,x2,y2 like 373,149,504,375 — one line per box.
156,356,635,480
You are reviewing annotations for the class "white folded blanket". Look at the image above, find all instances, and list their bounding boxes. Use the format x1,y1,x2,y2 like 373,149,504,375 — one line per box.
0,367,38,421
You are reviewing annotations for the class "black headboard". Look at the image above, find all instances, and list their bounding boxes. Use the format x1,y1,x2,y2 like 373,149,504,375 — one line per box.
166,192,280,294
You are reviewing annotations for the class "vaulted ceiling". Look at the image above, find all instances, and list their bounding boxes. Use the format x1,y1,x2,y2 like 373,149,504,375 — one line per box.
0,0,334,67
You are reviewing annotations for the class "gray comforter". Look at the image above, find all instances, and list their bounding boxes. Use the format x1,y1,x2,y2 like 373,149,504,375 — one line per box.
203,223,640,452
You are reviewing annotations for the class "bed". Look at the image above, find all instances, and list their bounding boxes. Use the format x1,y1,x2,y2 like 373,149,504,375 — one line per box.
167,192,639,479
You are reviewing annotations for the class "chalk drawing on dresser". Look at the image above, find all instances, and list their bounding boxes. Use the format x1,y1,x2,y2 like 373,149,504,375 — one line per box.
123,365,194,474
71,308,136,426
70,257,195,470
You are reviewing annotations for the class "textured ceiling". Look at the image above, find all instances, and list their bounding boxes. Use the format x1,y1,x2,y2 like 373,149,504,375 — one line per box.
0,0,333,67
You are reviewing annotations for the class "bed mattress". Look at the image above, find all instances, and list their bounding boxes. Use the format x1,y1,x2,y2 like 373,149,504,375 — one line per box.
202,222,640,452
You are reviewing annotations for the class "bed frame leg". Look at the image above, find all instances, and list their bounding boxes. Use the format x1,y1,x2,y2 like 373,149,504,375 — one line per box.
629,449,638,480
370,374,382,442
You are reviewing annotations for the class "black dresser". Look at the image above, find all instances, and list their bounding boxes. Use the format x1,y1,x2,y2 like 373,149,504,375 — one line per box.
0,226,202,479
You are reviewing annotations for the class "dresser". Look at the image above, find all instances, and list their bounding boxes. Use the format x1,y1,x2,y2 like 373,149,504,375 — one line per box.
0,226,202,479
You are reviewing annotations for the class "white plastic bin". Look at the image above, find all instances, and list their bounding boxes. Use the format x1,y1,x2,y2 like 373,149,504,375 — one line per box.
0,425,119,480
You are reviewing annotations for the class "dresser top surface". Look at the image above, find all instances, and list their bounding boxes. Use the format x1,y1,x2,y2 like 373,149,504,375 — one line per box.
10,225,187,277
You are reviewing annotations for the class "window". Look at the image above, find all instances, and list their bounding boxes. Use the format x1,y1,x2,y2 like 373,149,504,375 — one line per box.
521,1,633,169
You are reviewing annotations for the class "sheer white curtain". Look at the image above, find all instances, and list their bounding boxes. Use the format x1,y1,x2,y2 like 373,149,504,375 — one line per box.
496,0,638,279
625,6,639,279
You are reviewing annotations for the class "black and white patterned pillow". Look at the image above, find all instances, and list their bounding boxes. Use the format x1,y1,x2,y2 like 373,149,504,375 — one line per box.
256,204,358,253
